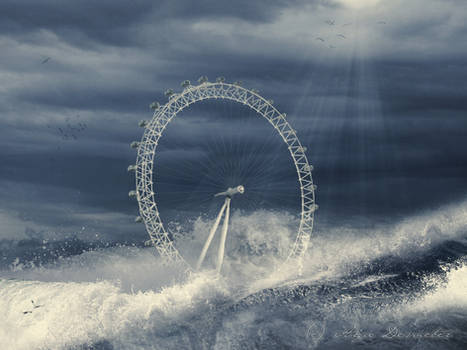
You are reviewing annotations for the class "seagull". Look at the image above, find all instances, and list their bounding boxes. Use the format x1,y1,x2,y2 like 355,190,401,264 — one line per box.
41,57,51,64
31,300,43,309
23,300,43,314
325,19,335,26
337,34,346,39
316,37,325,42
342,22,352,27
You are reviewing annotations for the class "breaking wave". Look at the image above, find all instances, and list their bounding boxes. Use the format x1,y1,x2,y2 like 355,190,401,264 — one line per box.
1,199,466,349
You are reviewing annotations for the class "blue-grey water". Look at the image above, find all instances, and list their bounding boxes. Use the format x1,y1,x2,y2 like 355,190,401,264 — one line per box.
1,201,466,349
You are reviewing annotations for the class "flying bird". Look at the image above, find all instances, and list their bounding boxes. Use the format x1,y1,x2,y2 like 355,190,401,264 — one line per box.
378,21,387,25
23,300,43,314
342,22,352,27
31,300,43,309
41,57,51,64
316,37,325,42
325,19,335,26
337,34,346,39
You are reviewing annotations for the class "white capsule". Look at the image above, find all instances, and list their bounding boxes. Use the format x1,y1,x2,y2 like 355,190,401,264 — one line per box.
198,76,208,84
149,101,160,110
304,164,314,172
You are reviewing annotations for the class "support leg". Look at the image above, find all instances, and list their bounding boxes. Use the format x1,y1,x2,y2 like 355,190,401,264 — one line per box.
216,197,231,274
196,200,227,270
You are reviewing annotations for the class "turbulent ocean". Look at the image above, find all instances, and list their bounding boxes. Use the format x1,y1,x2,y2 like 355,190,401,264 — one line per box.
1,199,467,350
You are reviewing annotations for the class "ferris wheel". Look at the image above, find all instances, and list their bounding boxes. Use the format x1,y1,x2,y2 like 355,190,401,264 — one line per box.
128,76,318,274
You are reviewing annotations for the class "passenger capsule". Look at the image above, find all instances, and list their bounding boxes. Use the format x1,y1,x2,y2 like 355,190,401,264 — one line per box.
304,164,314,172
149,101,160,110
164,89,174,97
128,190,137,198
216,76,225,83
198,76,208,84
127,165,137,172
130,141,140,149
135,216,143,223
138,120,148,128
181,80,191,88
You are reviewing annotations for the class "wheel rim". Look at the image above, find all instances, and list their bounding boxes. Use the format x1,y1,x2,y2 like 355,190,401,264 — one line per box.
135,81,317,270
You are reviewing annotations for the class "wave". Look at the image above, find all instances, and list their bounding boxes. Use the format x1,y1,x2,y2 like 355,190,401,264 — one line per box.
0,199,466,349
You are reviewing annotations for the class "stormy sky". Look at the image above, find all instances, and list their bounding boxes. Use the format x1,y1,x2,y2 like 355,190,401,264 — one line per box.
1,0,467,244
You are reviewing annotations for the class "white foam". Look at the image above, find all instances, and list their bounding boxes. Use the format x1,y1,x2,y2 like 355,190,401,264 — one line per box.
299,198,467,279
1,198,466,348
0,273,228,350
408,261,467,314
3,246,188,292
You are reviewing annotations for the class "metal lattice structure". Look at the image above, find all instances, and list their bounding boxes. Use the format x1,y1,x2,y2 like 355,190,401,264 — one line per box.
130,78,317,270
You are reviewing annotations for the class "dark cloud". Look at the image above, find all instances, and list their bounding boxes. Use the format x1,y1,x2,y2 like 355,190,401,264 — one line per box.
0,0,152,46
0,0,466,242
0,0,323,47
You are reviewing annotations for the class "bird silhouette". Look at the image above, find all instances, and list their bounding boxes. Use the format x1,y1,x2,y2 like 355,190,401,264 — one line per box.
23,300,43,314
31,300,43,309
316,37,325,42
325,20,335,26
41,57,51,64
337,34,346,39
